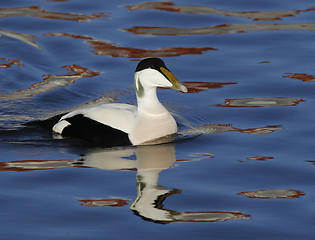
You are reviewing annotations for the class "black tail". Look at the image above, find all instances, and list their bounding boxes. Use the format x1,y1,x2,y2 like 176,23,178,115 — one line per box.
24,113,67,130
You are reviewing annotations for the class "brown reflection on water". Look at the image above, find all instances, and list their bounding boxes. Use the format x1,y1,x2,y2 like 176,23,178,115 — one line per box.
124,23,315,36
89,41,216,58
46,32,216,58
0,57,23,69
45,32,94,40
283,73,315,82
238,189,305,199
218,97,304,107
2,65,101,99
0,29,41,49
0,6,108,21
125,2,315,21
247,156,274,161
305,160,315,166
182,81,236,93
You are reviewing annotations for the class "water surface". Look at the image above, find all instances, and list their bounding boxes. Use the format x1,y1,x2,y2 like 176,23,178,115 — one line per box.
1,0,315,239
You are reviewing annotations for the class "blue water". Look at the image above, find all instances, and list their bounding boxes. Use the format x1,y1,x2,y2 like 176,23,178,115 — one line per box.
1,0,315,239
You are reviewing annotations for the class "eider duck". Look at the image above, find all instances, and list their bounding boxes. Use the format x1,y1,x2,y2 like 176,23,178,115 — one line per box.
42,58,187,147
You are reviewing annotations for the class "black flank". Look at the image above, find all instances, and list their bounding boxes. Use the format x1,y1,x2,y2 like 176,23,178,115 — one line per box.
62,114,132,147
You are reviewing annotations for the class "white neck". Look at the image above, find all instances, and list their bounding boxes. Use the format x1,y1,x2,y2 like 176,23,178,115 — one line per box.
134,69,173,116
136,86,169,116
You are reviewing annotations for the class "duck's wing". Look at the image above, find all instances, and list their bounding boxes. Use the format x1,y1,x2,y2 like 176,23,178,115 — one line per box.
52,103,137,147
57,104,137,133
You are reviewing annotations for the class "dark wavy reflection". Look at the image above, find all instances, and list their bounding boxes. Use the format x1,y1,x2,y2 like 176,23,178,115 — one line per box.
46,32,216,58
125,2,315,21
124,23,315,36
0,144,250,223
0,5,108,21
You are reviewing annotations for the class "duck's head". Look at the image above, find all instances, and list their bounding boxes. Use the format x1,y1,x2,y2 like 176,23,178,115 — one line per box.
134,58,187,97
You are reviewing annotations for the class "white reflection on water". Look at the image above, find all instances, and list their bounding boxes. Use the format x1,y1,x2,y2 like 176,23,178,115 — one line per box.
0,29,41,49
1,65,101,99
0,144,250,223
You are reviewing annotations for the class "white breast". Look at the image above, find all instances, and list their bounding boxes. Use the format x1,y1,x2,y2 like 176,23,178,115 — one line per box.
129,111,177,145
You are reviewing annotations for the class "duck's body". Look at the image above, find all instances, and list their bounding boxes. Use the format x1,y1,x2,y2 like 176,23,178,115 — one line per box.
45,58,187,147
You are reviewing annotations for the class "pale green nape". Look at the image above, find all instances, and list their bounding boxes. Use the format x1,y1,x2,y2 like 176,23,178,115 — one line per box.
135,79,144,98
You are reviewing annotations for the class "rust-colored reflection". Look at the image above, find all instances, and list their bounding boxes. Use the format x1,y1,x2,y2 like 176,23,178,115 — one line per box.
182,81,236,93
0,145,250,223
46,32,216,58
0,57,23,69
80,199,130,207
218,97,304,107
306,160,315,166
247,156,274,161
124,23,315,36
89,41,216,58
0,29,41,49
283,73,315,82
0,6,108,21
2,65,100,99
45,32,94,40
125,2,315,21
238,189,305,199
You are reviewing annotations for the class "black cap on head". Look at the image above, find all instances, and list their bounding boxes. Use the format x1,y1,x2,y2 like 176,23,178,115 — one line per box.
135,58,169,72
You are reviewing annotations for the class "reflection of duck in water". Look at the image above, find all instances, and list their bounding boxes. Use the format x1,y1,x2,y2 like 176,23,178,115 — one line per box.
0,144,250,223
30,58,187,147
71,144,184,223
